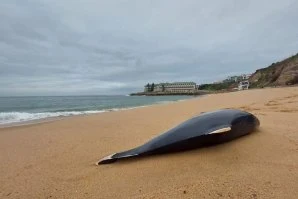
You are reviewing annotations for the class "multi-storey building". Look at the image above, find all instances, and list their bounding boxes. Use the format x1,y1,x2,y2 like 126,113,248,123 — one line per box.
144,82,198,93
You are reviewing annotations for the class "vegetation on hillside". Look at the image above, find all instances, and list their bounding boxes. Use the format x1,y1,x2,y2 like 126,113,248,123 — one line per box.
199,81,236,91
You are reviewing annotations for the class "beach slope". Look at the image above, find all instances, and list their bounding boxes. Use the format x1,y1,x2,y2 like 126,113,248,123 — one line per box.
1,87,298,198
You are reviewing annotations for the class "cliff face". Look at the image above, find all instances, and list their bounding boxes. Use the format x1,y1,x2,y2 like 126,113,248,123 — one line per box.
250,53,298,87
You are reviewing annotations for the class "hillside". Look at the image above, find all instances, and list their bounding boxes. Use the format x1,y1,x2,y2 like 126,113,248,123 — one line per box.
249,53,298,87
199,81,237,91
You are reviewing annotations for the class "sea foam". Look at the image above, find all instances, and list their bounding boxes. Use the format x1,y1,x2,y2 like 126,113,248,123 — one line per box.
0,110,106,125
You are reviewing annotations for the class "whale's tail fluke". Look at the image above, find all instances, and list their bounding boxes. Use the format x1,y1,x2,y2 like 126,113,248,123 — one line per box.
96,152,140,165
96,153,118,165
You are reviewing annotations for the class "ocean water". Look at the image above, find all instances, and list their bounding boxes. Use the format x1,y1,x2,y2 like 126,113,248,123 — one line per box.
0,95,193,125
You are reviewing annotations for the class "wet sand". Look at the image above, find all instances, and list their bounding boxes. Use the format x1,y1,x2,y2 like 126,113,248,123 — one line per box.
0,87,298,198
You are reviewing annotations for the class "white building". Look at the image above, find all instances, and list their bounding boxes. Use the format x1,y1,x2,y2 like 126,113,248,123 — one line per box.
238,81,250,90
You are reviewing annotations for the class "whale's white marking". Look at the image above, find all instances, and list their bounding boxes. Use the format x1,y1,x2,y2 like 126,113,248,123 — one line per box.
208,127,231,135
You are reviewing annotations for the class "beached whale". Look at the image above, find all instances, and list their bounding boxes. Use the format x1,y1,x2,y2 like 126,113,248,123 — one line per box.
96,109,260,165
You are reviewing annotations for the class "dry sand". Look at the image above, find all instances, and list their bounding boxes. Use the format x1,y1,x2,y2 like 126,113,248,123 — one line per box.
0,87,298,199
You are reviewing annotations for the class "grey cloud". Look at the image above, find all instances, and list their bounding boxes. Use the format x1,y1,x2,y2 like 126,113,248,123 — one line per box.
0,0,298,96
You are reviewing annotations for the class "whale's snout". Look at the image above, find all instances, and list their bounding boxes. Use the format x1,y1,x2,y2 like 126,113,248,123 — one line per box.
253,115,260,127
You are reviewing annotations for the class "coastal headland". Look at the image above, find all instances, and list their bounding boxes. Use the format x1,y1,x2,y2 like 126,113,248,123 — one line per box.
0,87,298,198
130,90,211,96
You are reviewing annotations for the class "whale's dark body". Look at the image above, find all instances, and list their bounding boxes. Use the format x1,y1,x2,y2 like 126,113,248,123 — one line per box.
97,109,260,165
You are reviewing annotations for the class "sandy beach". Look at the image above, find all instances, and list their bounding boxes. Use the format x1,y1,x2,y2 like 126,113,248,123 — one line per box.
0,87,298,199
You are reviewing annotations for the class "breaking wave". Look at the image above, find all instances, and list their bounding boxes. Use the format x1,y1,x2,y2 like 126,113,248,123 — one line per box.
0,106,152,125
0,110,107,125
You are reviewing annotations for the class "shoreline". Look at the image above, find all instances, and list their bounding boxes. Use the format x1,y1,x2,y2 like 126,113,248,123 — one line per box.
0,96,200,129
1,87,297,199
0,117,62,129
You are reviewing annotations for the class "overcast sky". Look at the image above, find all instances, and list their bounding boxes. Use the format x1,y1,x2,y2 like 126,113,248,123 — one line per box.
0,0,297,96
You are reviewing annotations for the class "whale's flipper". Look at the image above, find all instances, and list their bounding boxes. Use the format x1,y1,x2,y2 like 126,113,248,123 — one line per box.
207,126,231,135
